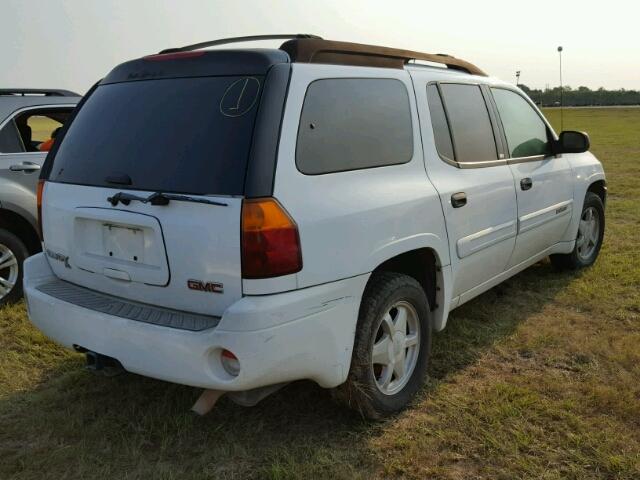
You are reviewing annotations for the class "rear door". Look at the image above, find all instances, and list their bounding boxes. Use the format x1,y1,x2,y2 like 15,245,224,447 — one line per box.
419,81,518,299
42,75,264,317
489,87,573,267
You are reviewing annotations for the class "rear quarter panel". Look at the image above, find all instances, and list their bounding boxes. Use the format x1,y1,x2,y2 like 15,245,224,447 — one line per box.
269,64,450,290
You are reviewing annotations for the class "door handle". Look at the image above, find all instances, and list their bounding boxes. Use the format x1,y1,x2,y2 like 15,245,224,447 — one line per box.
10,162,41,173
451,192,467,208
520,177,533,191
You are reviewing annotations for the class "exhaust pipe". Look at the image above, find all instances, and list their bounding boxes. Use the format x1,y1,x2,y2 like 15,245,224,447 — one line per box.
85,351,124,377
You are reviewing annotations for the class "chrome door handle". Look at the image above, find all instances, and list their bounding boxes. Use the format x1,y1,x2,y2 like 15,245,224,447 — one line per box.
10,162,41,172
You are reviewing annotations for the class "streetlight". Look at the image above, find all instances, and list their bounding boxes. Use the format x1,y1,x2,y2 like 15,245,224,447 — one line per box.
515,70,521,86
558,46,564,131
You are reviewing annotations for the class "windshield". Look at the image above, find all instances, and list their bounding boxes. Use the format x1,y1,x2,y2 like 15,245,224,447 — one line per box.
49,75,263,195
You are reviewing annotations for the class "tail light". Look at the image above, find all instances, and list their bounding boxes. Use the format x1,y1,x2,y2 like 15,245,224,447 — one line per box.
36,179,45,240
241,198,302,279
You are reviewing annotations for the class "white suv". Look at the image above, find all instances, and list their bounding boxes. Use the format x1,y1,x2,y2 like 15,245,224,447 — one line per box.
23,35,606,418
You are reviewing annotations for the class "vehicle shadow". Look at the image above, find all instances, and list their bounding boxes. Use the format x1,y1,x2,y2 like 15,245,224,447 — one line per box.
0,260,579,478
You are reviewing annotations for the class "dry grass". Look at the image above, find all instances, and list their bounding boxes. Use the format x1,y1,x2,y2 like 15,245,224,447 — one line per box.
1,108,639,479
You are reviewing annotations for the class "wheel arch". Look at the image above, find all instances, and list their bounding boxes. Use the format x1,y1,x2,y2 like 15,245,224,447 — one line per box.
587,179,607,207
367,245,452,332
0,208,41,255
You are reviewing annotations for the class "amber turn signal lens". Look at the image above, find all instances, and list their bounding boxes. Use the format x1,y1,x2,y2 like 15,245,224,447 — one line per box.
241,198,302,279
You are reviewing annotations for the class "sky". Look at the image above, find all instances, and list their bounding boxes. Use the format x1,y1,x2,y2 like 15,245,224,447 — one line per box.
2,0,639,95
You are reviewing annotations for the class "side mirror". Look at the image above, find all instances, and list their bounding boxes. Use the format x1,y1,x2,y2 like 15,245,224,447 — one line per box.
555,131,590,154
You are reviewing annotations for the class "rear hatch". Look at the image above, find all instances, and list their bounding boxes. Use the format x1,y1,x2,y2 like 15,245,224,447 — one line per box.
41,52,285,316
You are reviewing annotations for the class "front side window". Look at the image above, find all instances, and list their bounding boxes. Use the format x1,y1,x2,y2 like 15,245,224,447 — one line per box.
0,108,72,154
296,78,413,175
0,120,23,153
491,88,550,158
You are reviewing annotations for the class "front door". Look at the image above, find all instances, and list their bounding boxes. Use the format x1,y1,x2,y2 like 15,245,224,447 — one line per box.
490,88,573,267
0,106,74,207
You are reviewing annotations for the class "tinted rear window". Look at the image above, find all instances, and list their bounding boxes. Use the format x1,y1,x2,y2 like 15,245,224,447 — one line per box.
49,76,263,195
296,78,413,175
439,84,497,163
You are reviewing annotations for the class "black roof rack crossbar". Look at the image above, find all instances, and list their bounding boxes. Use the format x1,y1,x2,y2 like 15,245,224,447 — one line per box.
0,88,80,97
159,34,323,54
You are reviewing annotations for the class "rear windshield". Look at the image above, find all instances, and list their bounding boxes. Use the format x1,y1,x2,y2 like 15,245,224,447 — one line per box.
49,76,263,195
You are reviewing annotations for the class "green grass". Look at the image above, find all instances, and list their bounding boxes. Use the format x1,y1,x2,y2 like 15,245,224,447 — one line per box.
1,108,639,479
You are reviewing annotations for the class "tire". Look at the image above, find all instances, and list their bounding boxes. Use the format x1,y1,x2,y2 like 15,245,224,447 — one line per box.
550,192,605,270
333,272,432,420
0,228,29,305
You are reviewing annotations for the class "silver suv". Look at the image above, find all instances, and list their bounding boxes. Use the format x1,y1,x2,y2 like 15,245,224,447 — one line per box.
0,89,80,303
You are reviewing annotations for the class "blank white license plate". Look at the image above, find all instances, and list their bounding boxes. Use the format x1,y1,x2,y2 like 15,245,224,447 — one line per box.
102,224,144,263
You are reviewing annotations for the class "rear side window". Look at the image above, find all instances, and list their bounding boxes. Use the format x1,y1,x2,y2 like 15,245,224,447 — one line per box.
296,78,413,175
439,84,497,163
426,84,455,161
491,88,550,158
49,76,262,195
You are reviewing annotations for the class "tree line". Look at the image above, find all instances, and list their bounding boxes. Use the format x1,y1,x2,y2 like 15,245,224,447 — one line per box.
518,84,640,106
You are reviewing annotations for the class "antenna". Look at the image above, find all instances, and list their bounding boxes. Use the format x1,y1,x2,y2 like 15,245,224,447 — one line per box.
558,46,564,131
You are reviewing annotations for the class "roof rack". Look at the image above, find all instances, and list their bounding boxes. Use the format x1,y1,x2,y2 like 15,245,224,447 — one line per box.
280,38,487,76
0,88,80,97
159,34,322,54
157,34,486,76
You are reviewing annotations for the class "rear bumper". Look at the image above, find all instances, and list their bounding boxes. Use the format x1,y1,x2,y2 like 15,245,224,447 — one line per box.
24,253,368,391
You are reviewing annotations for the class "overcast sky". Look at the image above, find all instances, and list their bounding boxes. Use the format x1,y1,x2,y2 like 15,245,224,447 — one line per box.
2,0,639,95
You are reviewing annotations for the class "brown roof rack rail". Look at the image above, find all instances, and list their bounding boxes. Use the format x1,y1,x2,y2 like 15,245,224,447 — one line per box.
280,38,487,76
159,34,322,54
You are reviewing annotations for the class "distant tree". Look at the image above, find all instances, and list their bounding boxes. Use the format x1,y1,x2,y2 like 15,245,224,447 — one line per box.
517,83,640,106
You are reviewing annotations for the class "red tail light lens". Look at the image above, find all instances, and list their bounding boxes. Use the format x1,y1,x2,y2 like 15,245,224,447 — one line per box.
36,179,45,240
143,51,205,61
241,198,302,279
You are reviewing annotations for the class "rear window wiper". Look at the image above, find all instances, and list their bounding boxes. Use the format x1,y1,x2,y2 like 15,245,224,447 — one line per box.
107,191,228,207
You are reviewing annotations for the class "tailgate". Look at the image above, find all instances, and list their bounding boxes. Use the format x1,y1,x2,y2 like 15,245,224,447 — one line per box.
42,182,242,317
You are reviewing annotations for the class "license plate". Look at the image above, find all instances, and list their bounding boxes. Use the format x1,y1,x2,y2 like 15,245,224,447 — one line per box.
102,223,144,263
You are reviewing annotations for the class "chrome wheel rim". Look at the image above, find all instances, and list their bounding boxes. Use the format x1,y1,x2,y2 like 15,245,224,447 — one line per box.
576,206,600,261
371,300,420,395
0,244,18,300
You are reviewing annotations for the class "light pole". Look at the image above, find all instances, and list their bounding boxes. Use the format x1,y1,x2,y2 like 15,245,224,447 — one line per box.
515,70,521,86
558,46,564,131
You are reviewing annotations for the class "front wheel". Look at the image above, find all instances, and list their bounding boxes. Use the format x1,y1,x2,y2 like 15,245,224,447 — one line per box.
333,272,432,419
0,229,29,305
550,191,605,270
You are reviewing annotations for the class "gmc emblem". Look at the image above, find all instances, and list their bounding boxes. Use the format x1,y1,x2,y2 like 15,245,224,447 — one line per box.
187,279,224,294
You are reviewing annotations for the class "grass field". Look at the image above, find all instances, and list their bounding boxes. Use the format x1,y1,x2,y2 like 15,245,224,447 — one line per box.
1,108,639,479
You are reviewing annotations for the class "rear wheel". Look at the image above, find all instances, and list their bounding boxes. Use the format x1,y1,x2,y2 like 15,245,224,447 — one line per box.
0,229,28,305
550,192,605,270
334,272,432,419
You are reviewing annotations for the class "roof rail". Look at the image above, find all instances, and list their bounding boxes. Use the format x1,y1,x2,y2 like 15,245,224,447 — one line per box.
159,34,322,54
0,88,80,97
280,38,487,76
